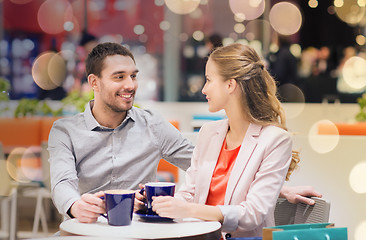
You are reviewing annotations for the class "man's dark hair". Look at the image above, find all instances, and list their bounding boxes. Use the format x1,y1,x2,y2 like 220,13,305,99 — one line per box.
86,42,135,77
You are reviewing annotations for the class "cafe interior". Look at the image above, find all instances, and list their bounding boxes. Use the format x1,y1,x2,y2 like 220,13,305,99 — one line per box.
0,0,365,239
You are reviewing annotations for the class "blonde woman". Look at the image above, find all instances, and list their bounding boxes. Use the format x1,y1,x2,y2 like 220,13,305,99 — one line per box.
152,43,299,238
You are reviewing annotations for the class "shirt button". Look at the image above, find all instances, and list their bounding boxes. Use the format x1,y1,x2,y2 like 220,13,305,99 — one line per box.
112,176,116,181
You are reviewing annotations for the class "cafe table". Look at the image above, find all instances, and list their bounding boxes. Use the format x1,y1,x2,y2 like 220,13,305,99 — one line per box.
59,213,222,240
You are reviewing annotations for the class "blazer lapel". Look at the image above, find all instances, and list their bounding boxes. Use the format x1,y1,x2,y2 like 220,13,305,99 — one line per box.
197,120,228,204
225,123,261,204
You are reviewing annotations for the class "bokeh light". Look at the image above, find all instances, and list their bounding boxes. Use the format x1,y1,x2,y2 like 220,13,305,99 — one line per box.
223,37,235,46
183,45,195,58
355,221,366,240
334,0,344,7
37,0,73,35
335,0,365,25
234,13,246,22
328,5,336,14
244,19,275,42
64,21,74,32
19,147,42,182
342,56,366,90
356,34,366,45
160,21,171,31
308,0,318,8
192,31,204,41
358,0,366,7
278,83,305,103
234,23,245,34
164,0,200,15
349,162,366,193
308,120,340,154
134,25,145,35
269,2,302,36
155,0,165,6
7,147,31,183
229,0,265,21
32,51,67,90
290,44,302,58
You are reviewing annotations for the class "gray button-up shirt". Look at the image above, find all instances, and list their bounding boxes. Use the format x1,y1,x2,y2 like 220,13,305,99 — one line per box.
48,101,193,217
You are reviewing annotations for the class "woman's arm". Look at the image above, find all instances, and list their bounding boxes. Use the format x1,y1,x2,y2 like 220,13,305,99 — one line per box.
152,196,224,222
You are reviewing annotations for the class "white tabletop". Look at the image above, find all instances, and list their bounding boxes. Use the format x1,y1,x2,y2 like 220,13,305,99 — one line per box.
60,214,222,239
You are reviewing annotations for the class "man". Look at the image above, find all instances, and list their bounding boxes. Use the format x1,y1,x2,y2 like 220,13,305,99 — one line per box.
49,42,321,224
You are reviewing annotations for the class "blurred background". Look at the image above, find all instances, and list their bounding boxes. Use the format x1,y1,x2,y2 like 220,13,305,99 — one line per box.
0,0,366,105
1,1,366,240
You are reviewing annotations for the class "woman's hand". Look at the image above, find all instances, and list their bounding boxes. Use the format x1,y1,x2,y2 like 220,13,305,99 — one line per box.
280,185,322,205
152,196,191,219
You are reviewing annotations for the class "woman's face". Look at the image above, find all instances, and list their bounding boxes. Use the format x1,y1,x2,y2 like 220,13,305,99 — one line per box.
202,58,230,112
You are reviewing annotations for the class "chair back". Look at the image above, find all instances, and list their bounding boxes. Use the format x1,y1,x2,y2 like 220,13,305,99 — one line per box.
274,197,330,226
40,141,51,191
0,142,12,196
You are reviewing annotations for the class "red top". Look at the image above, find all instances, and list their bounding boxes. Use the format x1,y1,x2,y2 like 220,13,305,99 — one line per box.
206,138,241,206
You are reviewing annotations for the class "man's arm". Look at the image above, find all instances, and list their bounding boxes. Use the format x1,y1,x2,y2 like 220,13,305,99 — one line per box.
280,185,323,205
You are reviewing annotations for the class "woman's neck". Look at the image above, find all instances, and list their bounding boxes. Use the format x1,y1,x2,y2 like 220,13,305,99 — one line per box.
225,105,249,150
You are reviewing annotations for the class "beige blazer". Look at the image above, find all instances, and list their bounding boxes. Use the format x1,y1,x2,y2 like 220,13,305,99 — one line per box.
176,119,292,238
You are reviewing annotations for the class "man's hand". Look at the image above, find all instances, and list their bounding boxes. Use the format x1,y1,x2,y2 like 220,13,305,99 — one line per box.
134,184,147,212
280,185,322,205
70,191,105,223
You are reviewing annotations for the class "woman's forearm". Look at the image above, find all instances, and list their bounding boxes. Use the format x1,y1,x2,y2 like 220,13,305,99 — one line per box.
189,203,224,223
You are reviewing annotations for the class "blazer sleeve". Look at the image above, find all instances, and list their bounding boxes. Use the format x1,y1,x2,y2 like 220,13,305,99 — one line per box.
174,124,211,202
218,128,292,232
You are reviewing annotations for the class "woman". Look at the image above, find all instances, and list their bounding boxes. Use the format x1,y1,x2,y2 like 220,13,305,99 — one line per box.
151,43,298,238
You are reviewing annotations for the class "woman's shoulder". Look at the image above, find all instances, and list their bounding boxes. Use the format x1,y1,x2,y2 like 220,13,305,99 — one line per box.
259,124,292,142
200,119,228,131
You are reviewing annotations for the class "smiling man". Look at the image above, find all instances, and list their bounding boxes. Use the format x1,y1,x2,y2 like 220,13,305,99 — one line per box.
48,42,193,223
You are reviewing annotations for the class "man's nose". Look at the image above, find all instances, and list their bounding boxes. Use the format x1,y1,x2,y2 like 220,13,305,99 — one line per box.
123,76,135,90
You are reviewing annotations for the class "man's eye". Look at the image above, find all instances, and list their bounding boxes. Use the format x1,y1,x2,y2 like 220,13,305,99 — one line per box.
131,74,137,79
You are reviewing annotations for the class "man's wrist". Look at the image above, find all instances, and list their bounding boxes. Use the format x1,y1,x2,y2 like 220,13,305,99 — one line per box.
67,206,75,218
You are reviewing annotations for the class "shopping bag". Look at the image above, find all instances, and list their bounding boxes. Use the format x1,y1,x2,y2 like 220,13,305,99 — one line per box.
263,223,347,240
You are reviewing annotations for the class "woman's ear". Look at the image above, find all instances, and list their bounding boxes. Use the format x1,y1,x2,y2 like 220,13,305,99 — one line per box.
88,74,98,91
227,79,237,94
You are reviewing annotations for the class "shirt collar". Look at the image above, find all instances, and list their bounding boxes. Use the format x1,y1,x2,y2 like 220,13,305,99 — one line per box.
84,100,136,131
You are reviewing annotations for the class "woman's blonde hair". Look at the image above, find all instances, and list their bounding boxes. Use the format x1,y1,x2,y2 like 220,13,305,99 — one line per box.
209,43,299,180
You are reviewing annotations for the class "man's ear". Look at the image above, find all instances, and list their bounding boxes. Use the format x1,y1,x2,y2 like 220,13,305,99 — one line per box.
227,79,237,94
88,74,98,91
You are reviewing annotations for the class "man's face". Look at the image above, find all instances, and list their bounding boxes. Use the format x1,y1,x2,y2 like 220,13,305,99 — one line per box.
95,55,139,113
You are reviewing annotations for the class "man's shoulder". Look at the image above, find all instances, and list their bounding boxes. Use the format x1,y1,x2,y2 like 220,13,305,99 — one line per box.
53,113,84,128
130,106,164,123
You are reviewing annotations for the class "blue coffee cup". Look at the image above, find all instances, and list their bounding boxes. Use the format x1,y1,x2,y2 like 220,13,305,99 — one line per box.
101,189,135,226
144,182,175,215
